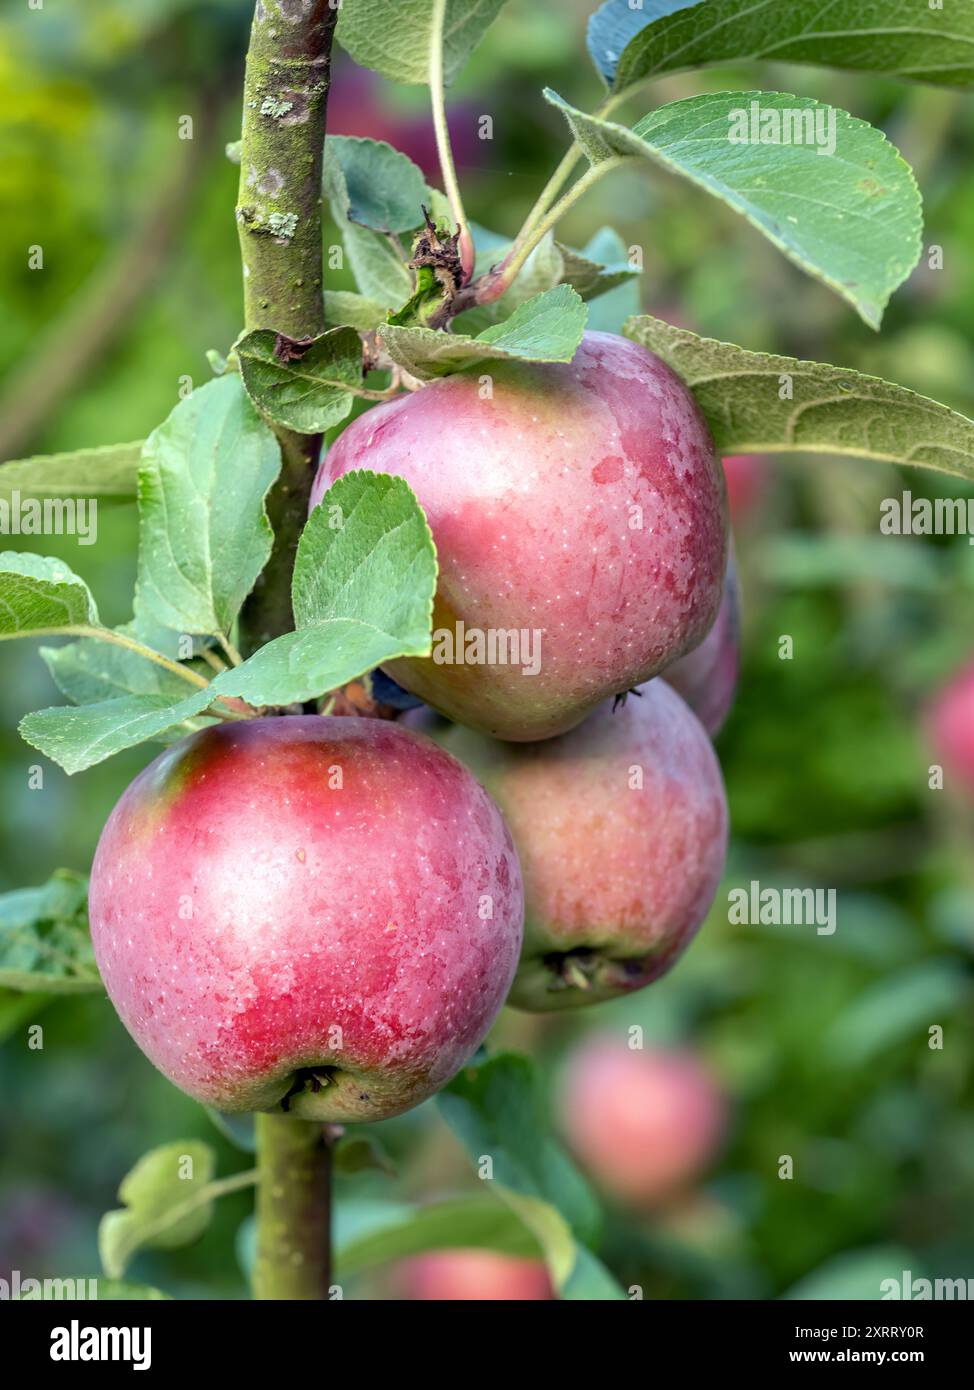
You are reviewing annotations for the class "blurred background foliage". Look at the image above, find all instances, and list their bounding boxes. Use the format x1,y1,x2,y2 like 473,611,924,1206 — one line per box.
1,0,972,1300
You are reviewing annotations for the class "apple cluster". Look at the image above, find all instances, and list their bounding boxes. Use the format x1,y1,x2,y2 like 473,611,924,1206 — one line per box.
89,332,735,1124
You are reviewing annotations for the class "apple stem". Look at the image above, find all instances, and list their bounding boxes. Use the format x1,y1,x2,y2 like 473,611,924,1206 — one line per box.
253,1113,334,1300
510,143,583,255
235,0,339,655
490,158,631,298
442,154,631,324
505,87,631,258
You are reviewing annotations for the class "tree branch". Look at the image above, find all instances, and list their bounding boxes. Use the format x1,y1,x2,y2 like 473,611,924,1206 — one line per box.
236,0,339,653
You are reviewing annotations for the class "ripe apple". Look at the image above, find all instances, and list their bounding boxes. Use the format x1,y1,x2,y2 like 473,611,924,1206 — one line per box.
88,716,524,1123
927,661,974,793
392,1249,553,1300
405,678,728,1010
662,552,740,736
313,331,727,741
560,1038,726,1206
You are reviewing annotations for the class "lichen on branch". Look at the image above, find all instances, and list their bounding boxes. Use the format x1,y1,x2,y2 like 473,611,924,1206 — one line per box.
235,0,340,654
236,0,339,340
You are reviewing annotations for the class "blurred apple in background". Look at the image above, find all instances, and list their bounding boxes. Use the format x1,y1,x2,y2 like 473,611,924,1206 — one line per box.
927,661,974,795
722,455,767,528
327,59,480,180
391,1249,554,1300
560,1038,727,1207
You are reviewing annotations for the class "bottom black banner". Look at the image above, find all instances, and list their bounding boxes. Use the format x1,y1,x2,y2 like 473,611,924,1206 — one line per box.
3,1297,968,1374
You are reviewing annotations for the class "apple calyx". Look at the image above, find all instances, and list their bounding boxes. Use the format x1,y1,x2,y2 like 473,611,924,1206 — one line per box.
512,944,676,1011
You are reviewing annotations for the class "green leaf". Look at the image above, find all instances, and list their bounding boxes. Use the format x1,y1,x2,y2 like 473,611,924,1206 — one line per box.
500,231,638,309
784,1246,924,1301
337,0,508,85
439,1053,599,1244
0,990,50,1042
438,1053,626,1300
199,471,437,707
21,472,437,770
380,284,588,379
135,375,281,639
41,624,201,704
335,1195,542,1277
333,1134,397,1178
461,227,638,333
501,233,565,307
757,534,945,593
470,220,513,277
324,291,387,333
344,222,415,307
40,618,220,752
0,869,100,995
237,328,362,435
94,1281,172,1301
19,689,216,776
0,553,98,638
206,1110,256,1154
624,315,974,480
824,960,968,1067
588,0,974,95
324,142,415,308
564,1243,633,1300
293,470,436,637
98,1141,218,1280
578,227,641,333
475,283,588,357
546,89,921,329
0,441,143,506
556,232,640,300
326,136,429,233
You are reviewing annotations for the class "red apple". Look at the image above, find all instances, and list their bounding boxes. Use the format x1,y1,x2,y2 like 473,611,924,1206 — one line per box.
392,1249,553,1300
662,552,740,736
406,678,728,1009
313,331,727,741
560,1038,726,1206
88,716,524,1122
927,661,974,793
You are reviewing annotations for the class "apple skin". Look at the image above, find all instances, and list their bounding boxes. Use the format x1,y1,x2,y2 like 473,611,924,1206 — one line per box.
313,331,727,742
560,1038,726,1207
662,552,740,737
88,716,524,1123
927,661,974,792
392,1250,553,1300
405,678,728,1010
